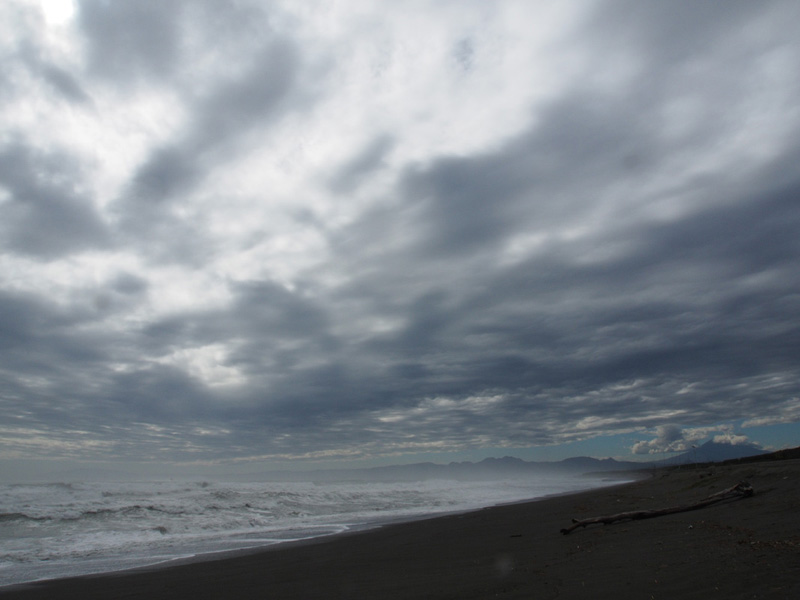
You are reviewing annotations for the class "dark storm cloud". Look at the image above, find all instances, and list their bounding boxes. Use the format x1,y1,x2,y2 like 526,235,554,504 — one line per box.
0,142,109,258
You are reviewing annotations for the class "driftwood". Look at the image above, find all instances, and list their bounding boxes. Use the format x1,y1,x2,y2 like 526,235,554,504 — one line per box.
560,481,754,535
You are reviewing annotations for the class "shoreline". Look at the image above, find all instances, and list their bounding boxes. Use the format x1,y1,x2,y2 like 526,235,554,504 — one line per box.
0,476,626,590
2,460,798,598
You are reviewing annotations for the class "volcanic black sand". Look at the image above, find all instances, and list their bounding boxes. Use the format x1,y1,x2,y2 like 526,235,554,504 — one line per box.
3,458,799,599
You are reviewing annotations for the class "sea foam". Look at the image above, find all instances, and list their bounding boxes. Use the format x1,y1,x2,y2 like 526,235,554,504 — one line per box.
0,475,613,587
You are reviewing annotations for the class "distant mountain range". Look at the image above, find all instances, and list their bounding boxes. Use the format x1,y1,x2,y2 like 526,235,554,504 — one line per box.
649,440,769,466
245,440,769,482
46,440,774,483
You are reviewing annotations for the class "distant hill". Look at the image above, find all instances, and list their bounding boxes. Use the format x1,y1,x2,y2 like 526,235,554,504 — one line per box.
236,441,772,482
651,440,768,466
243,455,644,482
721,445,800,464
325,442,769,481
558,456,641,472
19,442,787,484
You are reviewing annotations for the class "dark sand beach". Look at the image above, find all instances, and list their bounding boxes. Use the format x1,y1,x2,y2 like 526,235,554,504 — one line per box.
3,458,799,599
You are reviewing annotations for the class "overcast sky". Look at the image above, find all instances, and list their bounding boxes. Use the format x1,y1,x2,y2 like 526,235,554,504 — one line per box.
1,0,799,478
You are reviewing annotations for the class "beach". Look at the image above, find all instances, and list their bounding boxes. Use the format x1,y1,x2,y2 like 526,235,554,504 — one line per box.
2,459,798,599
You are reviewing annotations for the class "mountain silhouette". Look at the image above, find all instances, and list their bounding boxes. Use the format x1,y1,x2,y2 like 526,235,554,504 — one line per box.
651,440,767,466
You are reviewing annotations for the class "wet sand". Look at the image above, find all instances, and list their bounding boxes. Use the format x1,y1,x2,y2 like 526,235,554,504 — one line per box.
3,459,799,599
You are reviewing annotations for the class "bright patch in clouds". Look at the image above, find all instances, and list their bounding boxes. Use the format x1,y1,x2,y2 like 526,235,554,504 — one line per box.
39,0,75,26
155,344,245,389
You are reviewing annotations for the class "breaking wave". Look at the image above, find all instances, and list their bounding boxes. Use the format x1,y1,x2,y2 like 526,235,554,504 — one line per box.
0,476,614,587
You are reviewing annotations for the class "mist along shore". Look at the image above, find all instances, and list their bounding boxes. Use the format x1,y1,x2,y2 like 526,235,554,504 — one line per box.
3,458,799,599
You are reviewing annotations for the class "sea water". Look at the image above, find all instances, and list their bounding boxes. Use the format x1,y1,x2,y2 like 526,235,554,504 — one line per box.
0,475,612,587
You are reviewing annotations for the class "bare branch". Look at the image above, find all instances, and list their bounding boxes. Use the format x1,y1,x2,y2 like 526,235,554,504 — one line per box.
561,481,754,535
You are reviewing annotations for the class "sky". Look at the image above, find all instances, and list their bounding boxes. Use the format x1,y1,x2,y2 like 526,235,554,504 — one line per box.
1,0,799,480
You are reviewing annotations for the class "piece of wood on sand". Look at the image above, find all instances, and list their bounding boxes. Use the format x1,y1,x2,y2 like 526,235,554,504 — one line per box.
560,481,754,535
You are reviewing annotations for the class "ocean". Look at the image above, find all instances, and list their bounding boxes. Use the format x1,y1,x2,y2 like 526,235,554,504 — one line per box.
0,475,615,587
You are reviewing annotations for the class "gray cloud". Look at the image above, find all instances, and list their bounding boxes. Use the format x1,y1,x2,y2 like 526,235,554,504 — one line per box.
329,135,395,194
589,0,794,67
15,38,92,105
78,0,185,82
0,142,110,258
76,0,308,262
1,0,799,468
116,37,304,262
37,62,92,104
78,0,273,86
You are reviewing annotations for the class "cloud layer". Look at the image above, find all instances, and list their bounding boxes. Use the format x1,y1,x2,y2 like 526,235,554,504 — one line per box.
1,0,799,467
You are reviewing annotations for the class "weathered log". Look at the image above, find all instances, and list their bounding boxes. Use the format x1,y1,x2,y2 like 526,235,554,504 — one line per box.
560,481,754,535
